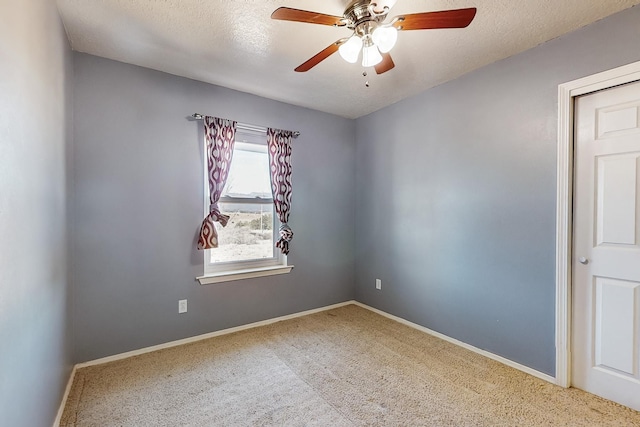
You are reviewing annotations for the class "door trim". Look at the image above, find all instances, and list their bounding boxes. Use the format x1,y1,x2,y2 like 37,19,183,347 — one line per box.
556,61,640,387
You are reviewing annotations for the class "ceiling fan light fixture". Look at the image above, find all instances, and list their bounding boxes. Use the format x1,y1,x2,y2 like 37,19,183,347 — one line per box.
338,35,363,63
372,25,397,53
271,4,477,74
362,43,382,67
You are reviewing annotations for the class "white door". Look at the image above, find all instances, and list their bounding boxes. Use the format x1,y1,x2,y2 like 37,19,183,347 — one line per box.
572,80,640,411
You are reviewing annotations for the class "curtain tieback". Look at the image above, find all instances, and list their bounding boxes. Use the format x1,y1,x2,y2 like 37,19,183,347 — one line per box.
279,223,293,242
209,202,229,227
276,223,293,255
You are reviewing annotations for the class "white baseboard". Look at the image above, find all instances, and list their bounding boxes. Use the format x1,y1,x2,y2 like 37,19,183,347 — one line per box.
352,301,556,384
76,300,355,369
52,365,77,427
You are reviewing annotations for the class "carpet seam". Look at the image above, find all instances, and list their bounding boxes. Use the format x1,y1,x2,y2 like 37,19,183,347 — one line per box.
267,323,359,427
276,355,359,426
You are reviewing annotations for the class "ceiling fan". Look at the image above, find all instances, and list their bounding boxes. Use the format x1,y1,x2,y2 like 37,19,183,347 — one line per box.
271,0,476,75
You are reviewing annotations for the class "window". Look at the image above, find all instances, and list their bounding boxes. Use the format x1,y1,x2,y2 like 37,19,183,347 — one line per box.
198,127,292,284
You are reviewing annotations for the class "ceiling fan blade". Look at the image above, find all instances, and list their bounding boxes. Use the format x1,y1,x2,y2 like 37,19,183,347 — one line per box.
393,8,477,31
271,7,344,26
370,0,397,14
374,52,395,74
295,39,346,72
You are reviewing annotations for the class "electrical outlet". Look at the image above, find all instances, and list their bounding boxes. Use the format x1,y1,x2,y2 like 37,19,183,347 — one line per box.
376,279,382,290
178,299,187,314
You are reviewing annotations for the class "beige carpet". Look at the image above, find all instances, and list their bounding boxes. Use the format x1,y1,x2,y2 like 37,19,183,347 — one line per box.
61,304,640,426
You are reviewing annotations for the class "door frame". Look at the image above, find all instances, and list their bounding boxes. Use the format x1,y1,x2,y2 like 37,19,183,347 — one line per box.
556,60,640,387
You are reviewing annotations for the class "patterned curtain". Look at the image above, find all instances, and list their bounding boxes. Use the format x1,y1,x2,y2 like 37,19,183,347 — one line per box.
267,128,294,255
197,117,237,250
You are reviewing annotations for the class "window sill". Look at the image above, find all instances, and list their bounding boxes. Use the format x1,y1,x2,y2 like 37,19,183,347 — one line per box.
197,264,294,285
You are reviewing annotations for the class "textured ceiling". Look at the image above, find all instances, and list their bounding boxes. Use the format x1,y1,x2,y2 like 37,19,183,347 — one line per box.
57,0,640,119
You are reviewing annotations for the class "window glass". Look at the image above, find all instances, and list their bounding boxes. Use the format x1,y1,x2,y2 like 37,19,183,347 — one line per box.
222,142,271,198
211,202,274,263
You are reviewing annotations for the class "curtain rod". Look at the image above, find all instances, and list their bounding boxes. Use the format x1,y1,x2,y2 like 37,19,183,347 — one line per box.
191,113,300,138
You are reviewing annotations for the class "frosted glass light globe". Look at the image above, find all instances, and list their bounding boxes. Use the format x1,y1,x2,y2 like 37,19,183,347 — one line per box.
362,44,382,67
338,35,363,63
372,26,398,53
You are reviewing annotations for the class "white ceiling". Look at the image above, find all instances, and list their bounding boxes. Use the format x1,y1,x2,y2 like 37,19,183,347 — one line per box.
57,0,640,119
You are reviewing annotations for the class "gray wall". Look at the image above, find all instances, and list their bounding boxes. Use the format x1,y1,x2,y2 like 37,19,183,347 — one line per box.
355,6,640,376
72,54,356,362
0,1,73,426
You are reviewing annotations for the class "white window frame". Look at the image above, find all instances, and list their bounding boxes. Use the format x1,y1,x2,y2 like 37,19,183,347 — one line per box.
197,126,292,285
